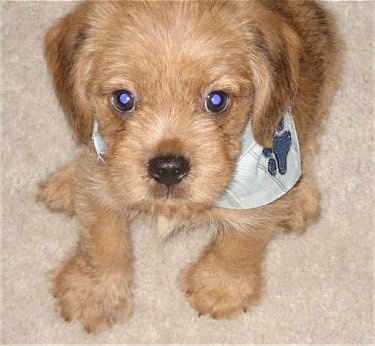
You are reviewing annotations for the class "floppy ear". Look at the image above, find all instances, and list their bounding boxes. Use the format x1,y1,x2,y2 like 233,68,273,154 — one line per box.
44,3,93,143
248,8,301,148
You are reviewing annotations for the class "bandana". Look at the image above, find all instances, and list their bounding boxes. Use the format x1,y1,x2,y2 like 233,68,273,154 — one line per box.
92,108,301,210
92,119,106,163
215,108,301,209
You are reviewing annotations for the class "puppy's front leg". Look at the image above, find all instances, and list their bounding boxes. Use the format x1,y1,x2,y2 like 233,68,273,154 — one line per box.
180,224,272,318
52,207,134,333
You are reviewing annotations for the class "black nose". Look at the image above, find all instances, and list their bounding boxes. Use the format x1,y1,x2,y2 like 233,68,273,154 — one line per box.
148,155,190,187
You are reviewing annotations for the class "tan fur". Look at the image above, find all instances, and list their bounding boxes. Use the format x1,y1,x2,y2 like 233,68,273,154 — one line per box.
38,0,342,333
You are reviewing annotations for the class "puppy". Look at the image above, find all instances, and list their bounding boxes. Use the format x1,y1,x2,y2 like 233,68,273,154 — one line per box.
38,0,342,333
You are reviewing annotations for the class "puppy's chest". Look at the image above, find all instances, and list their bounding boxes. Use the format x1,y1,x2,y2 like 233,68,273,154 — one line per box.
155,214,181,239
146,205,209,239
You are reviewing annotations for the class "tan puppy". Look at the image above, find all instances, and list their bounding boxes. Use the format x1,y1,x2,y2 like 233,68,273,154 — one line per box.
38,0,342,333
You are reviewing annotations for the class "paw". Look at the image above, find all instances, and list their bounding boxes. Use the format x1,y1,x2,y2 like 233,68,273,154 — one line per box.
283,176,321,233
52,254,133,333
37,164,76,215
38,178,75,215
179,254,262,319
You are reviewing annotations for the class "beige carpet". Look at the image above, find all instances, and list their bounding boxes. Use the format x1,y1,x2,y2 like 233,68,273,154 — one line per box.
1,1,374,344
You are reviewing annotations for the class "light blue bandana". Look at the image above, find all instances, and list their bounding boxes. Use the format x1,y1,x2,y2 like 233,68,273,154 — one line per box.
92,119,106,163
215,108,301,209
92,108,301,210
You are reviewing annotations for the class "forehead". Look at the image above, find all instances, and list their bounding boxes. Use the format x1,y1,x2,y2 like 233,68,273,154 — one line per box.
89,1,251,91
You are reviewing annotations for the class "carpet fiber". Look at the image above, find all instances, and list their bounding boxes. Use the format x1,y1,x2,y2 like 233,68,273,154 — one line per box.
1,1,374,344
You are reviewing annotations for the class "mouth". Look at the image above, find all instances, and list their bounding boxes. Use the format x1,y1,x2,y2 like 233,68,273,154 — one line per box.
149,181,188,200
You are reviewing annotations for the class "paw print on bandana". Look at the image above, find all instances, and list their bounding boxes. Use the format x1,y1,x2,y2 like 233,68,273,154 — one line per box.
262,117,292,176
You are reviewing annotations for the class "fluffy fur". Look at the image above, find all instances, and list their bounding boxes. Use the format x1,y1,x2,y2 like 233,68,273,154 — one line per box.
38,0,342,333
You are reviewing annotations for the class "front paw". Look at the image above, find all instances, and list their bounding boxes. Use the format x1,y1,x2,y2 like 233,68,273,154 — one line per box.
179,253,262,319
52,254,133,333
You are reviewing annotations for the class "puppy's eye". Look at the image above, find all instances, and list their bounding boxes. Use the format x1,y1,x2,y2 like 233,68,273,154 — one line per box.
111,90,136,114
205,91,229,114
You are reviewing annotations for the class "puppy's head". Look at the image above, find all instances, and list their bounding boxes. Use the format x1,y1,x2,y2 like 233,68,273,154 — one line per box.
45,1,300,210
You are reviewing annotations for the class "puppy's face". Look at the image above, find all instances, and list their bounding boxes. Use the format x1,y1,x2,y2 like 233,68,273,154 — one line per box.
45,1,300,210
90,2,254,208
